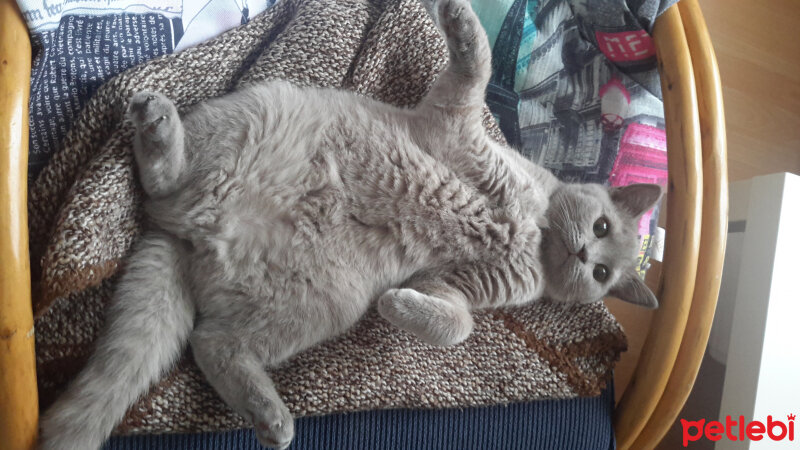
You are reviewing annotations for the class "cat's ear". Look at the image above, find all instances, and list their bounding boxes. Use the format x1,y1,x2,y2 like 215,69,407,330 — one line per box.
609,271,658,309
610,184,662,218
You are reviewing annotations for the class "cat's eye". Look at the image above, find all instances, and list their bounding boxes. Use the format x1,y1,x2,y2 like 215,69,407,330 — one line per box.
593,217,610,238
593,264,610,282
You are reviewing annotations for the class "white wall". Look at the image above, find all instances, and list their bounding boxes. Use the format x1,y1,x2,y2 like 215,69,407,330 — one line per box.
716,173,800,449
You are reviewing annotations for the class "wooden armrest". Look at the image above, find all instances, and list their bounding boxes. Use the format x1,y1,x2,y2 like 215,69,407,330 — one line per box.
0,1,37,449
614,1,728,448
614,4,704,449
630,0,729,446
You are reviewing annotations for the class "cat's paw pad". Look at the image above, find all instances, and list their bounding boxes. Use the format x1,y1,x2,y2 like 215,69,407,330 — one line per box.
438,0,479,52
127,91,177,136
250,403,295,450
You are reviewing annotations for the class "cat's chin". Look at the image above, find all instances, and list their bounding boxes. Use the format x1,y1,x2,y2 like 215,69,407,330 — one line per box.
539,258,601,307
542,289,603,308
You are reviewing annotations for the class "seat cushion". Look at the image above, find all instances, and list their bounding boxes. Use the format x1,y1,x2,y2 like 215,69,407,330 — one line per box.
105,387,615,450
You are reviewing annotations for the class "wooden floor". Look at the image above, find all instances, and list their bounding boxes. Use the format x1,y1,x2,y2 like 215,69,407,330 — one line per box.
703,0,800,181
612,0,800,446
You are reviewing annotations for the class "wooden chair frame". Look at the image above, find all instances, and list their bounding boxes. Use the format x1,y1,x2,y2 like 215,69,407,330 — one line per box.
0,0,727,448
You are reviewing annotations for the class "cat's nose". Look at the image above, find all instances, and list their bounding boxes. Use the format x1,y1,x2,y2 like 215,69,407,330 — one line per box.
576,245,588,264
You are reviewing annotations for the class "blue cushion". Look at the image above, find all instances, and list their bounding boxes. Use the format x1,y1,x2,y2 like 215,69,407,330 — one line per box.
105,387,615,450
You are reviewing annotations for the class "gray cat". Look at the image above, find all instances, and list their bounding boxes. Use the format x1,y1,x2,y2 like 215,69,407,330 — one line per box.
39,1,661,449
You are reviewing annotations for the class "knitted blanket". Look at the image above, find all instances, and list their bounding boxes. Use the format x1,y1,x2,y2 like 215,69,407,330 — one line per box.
29,0,626,434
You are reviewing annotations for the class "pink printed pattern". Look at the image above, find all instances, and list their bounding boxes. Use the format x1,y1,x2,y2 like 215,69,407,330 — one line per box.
610,123,667,187
610,123,668,272
595,30,656,62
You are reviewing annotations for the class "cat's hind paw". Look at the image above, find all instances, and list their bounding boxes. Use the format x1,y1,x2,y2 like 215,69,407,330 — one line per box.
127,91,179,143
249,401,295,450
126,91,186,197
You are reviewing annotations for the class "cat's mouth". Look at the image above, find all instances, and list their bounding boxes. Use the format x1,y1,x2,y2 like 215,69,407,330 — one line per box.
560,240,578,267
542,229,578,270
555,235,585,269
548,234,572,268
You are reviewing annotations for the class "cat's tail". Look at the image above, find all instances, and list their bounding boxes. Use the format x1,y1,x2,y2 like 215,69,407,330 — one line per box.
39,231,195,450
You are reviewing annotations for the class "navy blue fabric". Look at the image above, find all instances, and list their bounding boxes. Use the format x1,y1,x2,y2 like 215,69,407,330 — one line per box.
104,388,615,450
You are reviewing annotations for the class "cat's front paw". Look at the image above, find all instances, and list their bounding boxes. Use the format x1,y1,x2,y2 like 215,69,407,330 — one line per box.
421,0,488,71
422,0,472,32
126,91,178,142
249,401,295,450
378,288,473,347
377,288,416,325
440,0,483,55
438,0,469,32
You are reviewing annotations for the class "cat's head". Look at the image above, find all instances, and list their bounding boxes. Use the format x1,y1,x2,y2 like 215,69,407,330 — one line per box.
540,183,662,308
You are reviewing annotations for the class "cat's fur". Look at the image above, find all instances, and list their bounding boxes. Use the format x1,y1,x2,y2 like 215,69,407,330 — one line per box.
39,1,661,449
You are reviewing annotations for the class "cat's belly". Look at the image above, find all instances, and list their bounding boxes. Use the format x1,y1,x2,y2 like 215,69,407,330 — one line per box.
208,207,418,300
186,212,418,361
183,146,420,325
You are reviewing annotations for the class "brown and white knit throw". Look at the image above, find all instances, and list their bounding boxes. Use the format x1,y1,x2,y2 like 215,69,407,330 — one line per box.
29,0,626,435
